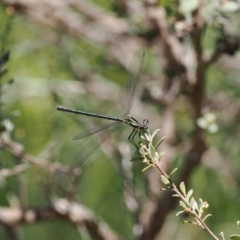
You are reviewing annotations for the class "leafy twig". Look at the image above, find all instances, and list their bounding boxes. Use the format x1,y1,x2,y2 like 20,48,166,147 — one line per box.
138,129,220,240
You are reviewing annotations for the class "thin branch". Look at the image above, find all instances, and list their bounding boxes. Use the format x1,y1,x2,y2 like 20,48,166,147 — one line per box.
137,3,208,240
0,163,30,180
1,0,146,69
138,132,219,240
153,162,219,240
0,133,78,176
0,198,122,240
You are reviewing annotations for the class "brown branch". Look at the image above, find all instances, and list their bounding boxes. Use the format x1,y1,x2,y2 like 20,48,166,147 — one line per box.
1,0,128,34
205,38,240,67
0,198,122,240
145,4,187,75
1,1,230,239
1,0,147,68
70,0,128,34
137,3,208,240
0,163,30,180
0,133,78,176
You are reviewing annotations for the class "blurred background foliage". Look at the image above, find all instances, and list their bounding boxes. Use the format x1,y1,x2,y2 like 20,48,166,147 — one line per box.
0,0,240,240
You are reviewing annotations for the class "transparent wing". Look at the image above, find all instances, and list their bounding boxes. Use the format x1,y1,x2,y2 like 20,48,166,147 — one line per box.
70,122,121,169
118,49,145,115
73,122,120,140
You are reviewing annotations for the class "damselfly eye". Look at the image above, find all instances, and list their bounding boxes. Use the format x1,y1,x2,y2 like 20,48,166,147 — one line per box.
143,119,149,124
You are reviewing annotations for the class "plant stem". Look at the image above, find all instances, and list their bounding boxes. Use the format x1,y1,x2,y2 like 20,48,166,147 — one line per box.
153,162,220,240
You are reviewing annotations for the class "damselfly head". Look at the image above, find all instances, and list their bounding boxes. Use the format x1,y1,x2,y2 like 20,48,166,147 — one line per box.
141,119,149,129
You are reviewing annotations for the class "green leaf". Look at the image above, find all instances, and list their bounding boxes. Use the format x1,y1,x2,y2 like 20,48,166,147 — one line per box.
172,194,180,197
161,175,170,185
170,168,178,176
202,214,212,222
179,200,187,209
151,129,160,139
150,144,157,159
150,144,159,161
159,151,167,159
138,147,146,158
237,221,240,227
186,189,193,201
154,136,166,149
230,235,240,239
183,220,197,225
176,211,184,216
142,164,154,172
140,129,151,141
219,232,225,240
180,182,186,196
190,197,198,212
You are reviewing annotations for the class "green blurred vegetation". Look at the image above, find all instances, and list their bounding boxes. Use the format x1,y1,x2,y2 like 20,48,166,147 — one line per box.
1,1,240,240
